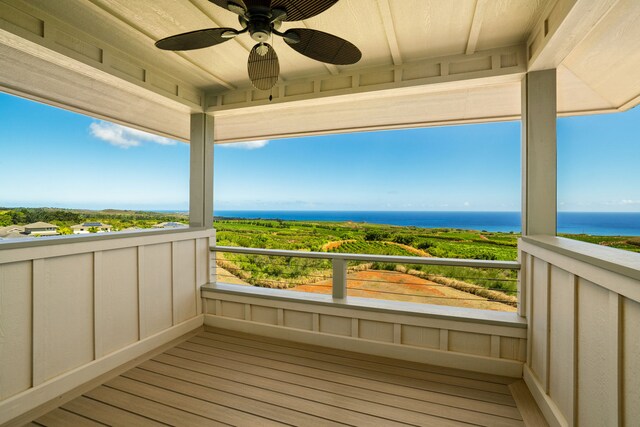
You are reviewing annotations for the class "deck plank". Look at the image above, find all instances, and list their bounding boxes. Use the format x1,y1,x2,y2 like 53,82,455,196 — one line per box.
62,396,166,427
184,336,517,406
32,328,542,427
199,329,512,394
170,342,522,419
152,352,523,427
84,386,226,426
107,375,288,426
119,369,346,427
206,326,516,384
35,408,105,427
137,360,429,427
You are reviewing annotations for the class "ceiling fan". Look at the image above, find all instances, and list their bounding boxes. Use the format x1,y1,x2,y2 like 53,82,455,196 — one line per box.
155,0,362,91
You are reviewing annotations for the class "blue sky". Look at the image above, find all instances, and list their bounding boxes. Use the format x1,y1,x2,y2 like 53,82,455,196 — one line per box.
1,91,638,212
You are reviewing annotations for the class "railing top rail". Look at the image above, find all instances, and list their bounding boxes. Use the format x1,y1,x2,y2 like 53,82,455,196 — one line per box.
212,245,520,270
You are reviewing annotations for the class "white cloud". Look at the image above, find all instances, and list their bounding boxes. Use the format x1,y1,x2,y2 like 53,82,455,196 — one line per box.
220,140,269,150
621,199,640,205
463,201,470,207
90,122,176,148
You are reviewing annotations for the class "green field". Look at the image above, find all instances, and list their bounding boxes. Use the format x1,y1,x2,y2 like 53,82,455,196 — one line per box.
4,208,639,301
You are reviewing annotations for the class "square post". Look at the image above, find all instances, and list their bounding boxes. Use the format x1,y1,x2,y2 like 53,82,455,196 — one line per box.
521,69,557,236
332,258,347,299
189,113,214,228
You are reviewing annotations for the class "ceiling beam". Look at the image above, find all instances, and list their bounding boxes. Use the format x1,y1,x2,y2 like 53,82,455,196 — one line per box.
377,0,402,65
0,1,207,110
206,44,526,113
527,0,620,70
0,37,191,141
466,0,487,55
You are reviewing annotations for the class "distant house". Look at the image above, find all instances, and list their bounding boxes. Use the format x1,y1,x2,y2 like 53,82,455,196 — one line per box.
0,225,26,237
71,222,113,234
153,221,188,229
23,222,58,236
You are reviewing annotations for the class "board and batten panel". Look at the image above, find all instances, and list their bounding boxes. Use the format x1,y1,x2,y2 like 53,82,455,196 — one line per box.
195,238,209,286
319,314,351,336
172,240,197,324
285,310,314,330
448,331,491,357
401,324,440,349
220,301,245,319
98,248,139,357
530,257,549,386
0,261,32,399
140,243,172,338
251,305,278,325
36,254,94,383
577,278,610,426
359,320,394,343
548,266,575,425
623,297,640,425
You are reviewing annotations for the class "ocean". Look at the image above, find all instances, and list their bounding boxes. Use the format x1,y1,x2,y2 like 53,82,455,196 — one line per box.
214,210,640,236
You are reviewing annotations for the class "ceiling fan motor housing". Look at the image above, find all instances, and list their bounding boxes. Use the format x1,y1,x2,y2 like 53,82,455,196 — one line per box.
247,8,272,42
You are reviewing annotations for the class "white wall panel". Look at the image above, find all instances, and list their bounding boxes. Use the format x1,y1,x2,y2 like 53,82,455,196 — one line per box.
530,257,549,385
220,301,245,319
319,314,352,336
0,229,212,425
521,238,640,427
37,254,94,383
548,266,575,424
251,306,278,325
359,320,394,343
401,325,439,349
0,261,32,399
173,240,197,324
623,297,640,426
285,310,314,331
577,278,610,426
99,248,138,357
449,331,491,357
139,243,172,338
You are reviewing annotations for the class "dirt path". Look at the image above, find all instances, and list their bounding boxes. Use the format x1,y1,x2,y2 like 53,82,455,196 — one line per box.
292,269,515,312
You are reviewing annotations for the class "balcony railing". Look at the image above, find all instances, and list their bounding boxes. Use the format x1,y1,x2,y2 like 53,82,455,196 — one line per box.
211,246,521,312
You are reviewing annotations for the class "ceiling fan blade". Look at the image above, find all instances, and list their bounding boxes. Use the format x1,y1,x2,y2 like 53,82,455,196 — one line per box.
248,43,279,91
284,28,361,65
208,1,247,14
270,0,339,21
155,28,236,51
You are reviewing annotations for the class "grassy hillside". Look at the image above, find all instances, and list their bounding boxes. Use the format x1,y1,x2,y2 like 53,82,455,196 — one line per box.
4,208,638,305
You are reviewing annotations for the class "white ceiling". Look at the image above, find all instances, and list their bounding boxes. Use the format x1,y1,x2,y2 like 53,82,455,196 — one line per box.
1,0,639,142
21,0,550,91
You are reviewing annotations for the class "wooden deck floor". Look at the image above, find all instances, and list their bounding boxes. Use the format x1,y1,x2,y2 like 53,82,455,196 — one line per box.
30,327,547,426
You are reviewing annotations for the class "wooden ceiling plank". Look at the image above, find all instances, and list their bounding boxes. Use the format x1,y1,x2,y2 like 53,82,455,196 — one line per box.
376,0,402,65
86,0,236,90
465,0,487,55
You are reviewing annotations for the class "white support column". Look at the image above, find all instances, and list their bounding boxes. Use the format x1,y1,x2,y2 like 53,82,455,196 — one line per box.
521,69,557,236
332,258,347,300
189,113,214,228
